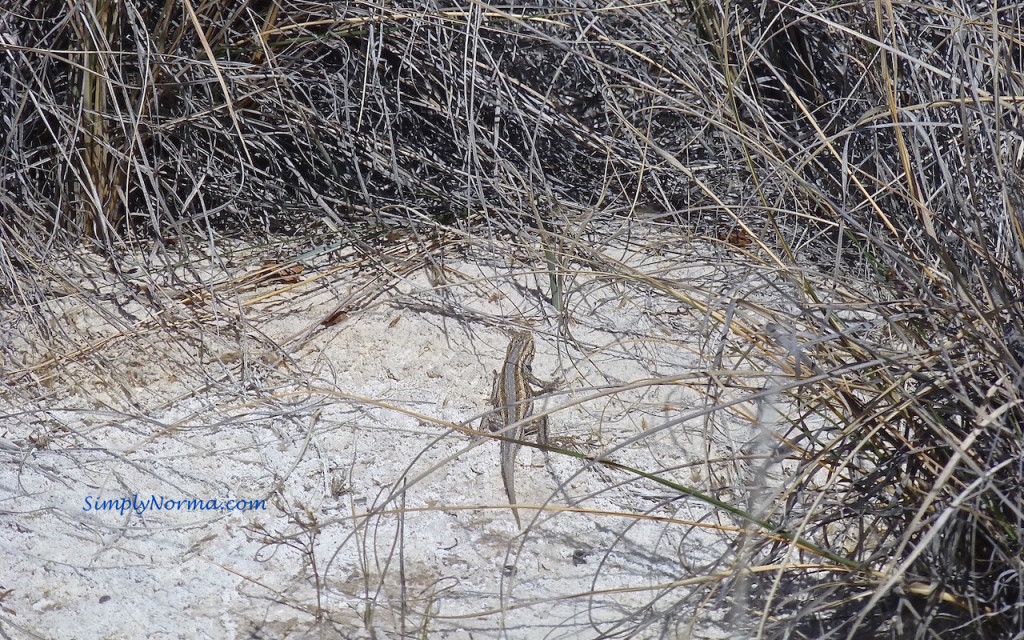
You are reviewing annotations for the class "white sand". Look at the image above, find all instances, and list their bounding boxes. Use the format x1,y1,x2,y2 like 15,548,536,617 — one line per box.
1,234,788,638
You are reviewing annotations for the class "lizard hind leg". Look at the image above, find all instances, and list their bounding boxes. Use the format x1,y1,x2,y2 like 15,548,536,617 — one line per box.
537,414,549,447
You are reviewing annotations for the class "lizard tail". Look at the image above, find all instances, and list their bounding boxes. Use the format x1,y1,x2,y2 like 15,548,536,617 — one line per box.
501,440,522,528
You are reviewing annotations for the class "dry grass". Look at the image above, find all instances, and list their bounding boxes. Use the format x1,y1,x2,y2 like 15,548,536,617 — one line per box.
2,0,1023,637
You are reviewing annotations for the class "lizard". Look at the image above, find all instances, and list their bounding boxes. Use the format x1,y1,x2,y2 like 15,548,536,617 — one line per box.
481,330,557,528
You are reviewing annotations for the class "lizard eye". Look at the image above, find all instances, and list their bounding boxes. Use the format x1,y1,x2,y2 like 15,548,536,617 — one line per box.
525,363,533,374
